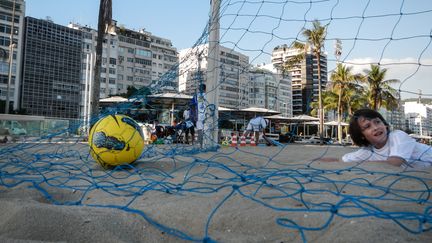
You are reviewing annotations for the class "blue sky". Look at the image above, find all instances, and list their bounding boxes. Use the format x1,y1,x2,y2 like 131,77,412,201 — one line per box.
26,0,432,99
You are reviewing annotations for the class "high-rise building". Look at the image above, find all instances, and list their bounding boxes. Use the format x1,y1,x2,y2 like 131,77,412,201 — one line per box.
21,17,82,118
69,22,178,119
404,101,432,136
272,44,327,115
0,0,25,112
178,44,250,109
379,105,406,131
249,65,292,117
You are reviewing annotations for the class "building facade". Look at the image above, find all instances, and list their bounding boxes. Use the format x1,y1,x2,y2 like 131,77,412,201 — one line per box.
404,101,432,136
249,65,292,117
178,44,250,109
21,17,82,118
379,105,406,131
69,22,179,120
0,0,25,112
271,44,328,115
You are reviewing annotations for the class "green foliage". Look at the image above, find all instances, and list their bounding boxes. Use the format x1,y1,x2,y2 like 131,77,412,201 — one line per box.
362,64,400,110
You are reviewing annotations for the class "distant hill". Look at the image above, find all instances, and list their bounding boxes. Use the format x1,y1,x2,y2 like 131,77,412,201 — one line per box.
403,98,432,105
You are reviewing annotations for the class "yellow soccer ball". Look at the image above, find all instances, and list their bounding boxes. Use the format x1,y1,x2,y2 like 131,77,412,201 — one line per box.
88,114,144,167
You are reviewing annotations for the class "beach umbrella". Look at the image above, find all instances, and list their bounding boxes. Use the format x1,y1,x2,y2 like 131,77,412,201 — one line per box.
289,114,319,121
99,96,129,103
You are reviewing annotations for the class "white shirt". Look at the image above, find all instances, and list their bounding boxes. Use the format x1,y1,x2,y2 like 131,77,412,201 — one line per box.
246,117,267,132
183,109,190,121
196,92,206,130
342,130,432,168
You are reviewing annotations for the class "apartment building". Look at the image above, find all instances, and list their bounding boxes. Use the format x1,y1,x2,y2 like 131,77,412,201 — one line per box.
68,22,179,119
178,44,250,109
272,44,328,115
21,17,82,118
404,101,432,136
0,0,25,112
379,105,406,131
249,65,292,117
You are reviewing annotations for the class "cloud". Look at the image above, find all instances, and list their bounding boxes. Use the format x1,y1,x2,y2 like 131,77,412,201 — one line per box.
343,57,432,99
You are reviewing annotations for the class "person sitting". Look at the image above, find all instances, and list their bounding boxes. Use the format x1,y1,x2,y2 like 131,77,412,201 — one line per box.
151,120,165,139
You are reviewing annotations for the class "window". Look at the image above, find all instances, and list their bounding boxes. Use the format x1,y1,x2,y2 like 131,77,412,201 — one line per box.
135,58,152,66
136,49,152,57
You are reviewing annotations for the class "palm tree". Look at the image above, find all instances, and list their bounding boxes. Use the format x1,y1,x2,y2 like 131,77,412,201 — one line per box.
298,20,328,144
91,0,113,122
330,63,362,143
363,64,400,110
344,86,367,116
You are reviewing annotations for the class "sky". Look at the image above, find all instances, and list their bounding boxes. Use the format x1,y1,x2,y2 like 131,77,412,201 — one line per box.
25,0,432,100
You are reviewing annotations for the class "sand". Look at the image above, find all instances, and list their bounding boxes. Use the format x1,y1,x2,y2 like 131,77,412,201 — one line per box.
1,143,431,242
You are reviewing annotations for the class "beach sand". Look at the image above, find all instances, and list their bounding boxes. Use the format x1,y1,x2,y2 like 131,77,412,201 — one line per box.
1,143,431,242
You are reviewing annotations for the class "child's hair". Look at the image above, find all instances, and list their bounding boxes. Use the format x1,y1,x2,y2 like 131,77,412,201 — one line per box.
348,108,390,147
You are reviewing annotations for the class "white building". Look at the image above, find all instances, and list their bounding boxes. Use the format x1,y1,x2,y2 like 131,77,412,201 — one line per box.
69,22,178,119
250,64,292,117
178,44,250,109
404,101,432,136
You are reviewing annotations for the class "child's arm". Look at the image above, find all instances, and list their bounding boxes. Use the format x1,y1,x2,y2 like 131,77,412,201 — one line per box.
318,156,405,167
371,156,406,167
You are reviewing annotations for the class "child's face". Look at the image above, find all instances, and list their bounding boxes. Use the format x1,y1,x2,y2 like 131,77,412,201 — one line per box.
357,116,388,148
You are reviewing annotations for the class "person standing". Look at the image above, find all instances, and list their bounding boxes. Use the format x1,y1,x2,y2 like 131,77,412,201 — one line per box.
183,107,195,145
196,84,207,148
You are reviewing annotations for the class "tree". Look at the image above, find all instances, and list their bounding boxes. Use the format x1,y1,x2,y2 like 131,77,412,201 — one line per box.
363,64,400,110
91,0,112,122
330,63,362,143
284,20,328,144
